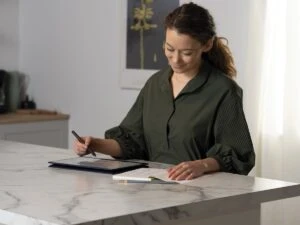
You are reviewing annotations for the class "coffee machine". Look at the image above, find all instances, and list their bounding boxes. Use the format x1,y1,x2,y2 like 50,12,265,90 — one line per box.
0,70,8,113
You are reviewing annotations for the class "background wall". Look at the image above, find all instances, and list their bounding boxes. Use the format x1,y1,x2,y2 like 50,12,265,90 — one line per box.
0,0,19,70
19,0,139,146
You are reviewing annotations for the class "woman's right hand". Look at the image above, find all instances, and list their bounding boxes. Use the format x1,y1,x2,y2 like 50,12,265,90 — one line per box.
73,136,92,156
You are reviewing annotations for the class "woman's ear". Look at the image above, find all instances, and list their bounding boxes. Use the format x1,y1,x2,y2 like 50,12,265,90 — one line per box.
202,37,214,52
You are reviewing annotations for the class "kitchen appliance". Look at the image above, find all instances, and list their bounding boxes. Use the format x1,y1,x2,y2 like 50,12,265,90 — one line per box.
0,70,8,113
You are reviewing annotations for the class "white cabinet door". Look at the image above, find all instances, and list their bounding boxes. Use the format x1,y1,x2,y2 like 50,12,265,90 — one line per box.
0,120,68,148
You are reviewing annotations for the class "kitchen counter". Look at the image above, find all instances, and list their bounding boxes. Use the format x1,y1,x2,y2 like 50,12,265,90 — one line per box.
0,111,69,148
0,110,69,124
0,140,300,225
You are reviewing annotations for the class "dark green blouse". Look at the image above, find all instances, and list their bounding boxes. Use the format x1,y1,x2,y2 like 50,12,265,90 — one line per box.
105,61,255,175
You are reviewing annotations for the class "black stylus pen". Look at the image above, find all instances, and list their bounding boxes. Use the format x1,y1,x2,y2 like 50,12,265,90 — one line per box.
72,130,96,157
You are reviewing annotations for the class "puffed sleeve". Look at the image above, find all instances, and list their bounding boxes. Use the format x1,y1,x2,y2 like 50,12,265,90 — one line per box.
104,88,148,160
206,88,255,175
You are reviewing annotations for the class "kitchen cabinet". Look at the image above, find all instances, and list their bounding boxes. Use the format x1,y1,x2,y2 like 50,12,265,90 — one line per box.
0,112,69,148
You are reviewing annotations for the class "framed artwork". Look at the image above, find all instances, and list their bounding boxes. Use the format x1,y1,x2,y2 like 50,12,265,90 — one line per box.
119,0,180,89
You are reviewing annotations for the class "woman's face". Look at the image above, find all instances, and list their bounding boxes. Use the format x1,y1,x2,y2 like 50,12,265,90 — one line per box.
164,28,205,75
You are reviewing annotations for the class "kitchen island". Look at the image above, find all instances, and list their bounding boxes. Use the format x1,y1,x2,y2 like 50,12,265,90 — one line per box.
0,140,300,225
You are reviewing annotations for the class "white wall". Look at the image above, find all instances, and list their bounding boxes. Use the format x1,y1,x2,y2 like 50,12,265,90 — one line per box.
0,0,19,70
19,0,253,148
19,0,139,147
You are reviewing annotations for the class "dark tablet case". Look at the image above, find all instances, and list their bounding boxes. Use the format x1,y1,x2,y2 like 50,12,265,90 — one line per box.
48,157,147,173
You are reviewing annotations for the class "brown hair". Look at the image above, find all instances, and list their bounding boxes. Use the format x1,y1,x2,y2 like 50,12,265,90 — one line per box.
164,3,236,78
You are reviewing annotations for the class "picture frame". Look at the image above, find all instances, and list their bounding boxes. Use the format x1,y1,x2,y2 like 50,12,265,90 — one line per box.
119,0,179,89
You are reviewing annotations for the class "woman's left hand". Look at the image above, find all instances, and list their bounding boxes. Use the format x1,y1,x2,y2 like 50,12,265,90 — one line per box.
167,160,207,181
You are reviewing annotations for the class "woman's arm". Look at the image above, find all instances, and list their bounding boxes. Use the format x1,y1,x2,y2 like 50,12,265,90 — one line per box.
207,88,255,175
73,136,122,157
167,157,220,180
74,87,147,159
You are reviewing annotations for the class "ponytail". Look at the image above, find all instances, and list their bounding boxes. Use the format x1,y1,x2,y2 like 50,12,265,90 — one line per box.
204,37,236,79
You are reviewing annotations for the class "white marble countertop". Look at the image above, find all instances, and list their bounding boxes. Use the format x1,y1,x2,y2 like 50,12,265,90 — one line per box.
1,140,300,225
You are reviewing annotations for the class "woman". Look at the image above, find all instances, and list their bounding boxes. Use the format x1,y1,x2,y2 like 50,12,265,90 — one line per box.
74,3,255,180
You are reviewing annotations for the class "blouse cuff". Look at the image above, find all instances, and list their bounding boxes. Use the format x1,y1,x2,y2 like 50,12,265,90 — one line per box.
104,126,147,160
206,144,236,173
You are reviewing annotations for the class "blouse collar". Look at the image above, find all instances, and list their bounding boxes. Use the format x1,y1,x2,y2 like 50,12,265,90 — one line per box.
159,60,212,94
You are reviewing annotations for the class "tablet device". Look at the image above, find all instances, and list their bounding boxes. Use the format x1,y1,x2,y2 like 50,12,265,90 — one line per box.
48,157,147,173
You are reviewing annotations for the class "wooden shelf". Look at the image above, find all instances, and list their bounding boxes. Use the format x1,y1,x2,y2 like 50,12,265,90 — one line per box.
0,111,69,124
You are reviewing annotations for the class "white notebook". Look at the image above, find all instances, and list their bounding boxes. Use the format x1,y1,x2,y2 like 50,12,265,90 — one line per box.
112,168,178,183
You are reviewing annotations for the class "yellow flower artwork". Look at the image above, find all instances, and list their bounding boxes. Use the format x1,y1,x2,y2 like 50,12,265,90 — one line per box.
130,0,157,69
123,0,179,79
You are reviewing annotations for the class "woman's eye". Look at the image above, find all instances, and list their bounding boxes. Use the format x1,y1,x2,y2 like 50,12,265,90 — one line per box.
166,48,174,52
183,52,193,56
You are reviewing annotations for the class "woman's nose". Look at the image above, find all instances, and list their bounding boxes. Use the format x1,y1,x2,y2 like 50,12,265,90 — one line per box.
171,52,181,63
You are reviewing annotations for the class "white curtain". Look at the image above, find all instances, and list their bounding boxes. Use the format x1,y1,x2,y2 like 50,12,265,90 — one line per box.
247,0,300,224
259,0,300,183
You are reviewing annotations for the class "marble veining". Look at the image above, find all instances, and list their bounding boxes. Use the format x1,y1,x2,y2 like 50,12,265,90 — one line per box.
1,140,300,225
